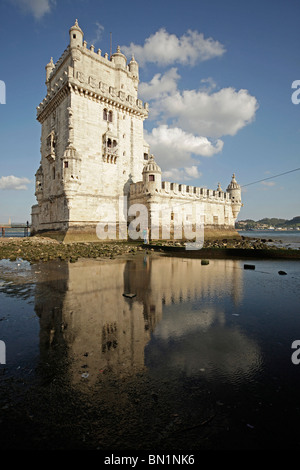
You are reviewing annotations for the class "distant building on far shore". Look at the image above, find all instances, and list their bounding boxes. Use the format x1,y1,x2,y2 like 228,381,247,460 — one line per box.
31,20,242,242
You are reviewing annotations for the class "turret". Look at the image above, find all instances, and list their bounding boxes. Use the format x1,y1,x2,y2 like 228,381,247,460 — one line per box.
69,19,84,49
227,173,242,219
45,57,54,83
129,55,139,79
142,155,162,193
111,46,127,69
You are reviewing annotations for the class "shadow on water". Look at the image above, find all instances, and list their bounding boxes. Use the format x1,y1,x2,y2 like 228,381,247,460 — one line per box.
0,254,300,450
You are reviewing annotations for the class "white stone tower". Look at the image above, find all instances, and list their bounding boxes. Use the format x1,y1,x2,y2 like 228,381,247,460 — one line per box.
31,20,242,241
31,20,149,237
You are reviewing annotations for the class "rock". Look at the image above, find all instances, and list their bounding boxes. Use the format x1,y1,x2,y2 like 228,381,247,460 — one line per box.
201,259,209,265
278,271,287,275
244,264,255,270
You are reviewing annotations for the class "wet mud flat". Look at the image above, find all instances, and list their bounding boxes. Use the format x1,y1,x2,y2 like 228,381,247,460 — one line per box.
0,241,300,451
0,237,144,263
0,363,235,451
0,235,299,264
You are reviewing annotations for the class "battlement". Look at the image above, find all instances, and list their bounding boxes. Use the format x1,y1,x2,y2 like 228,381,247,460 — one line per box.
37,41,148,121
37,79,148,119
130,180,232,201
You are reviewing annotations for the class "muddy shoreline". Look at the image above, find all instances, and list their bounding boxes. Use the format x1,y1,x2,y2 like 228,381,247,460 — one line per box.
0,235,299,263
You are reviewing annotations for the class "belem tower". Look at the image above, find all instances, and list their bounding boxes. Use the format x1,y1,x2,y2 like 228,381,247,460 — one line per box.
31,20,242,242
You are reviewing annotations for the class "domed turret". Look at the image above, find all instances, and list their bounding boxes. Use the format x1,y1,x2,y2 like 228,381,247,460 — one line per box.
69,19,83,48
45,57,54,83
142,155,162,193
227,173,242,219
129,55,139,79
111,46,127,69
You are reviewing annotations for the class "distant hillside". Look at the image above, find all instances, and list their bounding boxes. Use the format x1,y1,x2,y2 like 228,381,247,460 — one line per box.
285,216,300,226
257,218,286,226
236,216,300,229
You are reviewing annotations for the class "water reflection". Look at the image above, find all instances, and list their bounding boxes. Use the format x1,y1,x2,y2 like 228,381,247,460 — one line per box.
3,255,300,449
31,255,261,386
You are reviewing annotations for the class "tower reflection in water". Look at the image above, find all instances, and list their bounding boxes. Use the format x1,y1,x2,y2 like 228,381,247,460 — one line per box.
34,255,261,386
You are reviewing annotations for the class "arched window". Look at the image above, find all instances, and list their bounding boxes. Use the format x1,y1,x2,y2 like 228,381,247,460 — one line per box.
103,109,113,122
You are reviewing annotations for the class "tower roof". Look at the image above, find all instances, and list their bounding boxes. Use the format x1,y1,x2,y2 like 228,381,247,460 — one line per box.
111,45,127,61
142,155,161,174
69,19,83,34
227,173,241,190
129,54,138,64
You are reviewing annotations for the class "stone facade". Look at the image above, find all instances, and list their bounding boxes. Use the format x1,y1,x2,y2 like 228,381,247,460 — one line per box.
31,20,242,242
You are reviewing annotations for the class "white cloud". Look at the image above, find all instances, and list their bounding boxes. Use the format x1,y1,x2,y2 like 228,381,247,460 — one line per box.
0,176,31,190
139,68,180,102
199,77,217,92
88,22,104,46
261,181,276,188
158,87,259,138
144,125,223,171
123,28,257,181
121,28,226,67
185,166,200,179
11,0,55,19
162,165,202,182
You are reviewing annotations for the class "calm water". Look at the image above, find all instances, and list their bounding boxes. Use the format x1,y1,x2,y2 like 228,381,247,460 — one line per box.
0,253,300,450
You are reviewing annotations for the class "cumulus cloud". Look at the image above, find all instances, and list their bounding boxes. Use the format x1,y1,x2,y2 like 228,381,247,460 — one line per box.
139,68,180,102
122,28,225,67
11,0,55,19
0,176,31,190
145,125,223,158
144,125,223,174
158,87,259,138
140,68,258,141
162,166,202,183
123,28,257,179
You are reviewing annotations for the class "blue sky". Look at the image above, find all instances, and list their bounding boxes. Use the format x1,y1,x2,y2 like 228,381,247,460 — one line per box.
0,0,299,223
